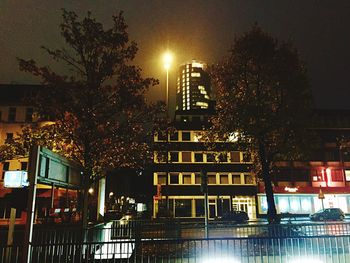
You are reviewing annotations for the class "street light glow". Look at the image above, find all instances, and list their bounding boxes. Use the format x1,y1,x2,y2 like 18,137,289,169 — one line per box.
163,51,173,70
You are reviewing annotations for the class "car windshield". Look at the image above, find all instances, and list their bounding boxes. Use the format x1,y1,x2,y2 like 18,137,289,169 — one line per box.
315,209,325,214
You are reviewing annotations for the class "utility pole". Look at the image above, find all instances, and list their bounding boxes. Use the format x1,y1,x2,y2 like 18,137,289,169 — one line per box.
200,170,208,238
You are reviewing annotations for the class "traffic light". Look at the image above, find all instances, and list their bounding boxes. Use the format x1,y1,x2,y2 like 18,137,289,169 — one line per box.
200,170,208,194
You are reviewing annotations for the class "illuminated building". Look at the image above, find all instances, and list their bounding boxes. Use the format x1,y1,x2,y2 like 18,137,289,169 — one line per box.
152,109,257,219
176,60,212,111
257,109,350,216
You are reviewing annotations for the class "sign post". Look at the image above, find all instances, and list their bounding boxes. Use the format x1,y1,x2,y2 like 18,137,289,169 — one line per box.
200,170,208,238
22,145,40,263
318,187,325,210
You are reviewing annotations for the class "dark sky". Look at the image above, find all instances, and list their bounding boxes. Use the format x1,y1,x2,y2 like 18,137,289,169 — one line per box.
1,0,350,109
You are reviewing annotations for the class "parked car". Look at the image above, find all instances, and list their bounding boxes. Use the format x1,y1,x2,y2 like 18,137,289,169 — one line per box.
309,208,345,221
217,211,249,223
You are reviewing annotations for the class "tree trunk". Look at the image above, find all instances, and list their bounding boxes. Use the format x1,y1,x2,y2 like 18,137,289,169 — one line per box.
82,169,91,231
258,142,278,223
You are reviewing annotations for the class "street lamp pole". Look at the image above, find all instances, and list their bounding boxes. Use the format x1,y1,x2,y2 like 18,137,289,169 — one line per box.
166,68,169,116
163,52,173,117
162,51,173,214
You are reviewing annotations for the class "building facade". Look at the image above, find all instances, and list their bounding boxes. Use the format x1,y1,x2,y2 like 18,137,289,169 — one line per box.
257,110,350,217
152,110,257,220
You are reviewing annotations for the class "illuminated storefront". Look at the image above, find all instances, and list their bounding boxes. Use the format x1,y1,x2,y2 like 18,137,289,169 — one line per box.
258,193,350,215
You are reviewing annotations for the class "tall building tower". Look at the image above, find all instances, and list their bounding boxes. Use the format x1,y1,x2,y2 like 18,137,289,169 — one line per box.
176,60,211,111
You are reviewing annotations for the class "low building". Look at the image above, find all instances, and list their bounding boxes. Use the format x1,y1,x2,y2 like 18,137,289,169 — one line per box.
152,109,257,220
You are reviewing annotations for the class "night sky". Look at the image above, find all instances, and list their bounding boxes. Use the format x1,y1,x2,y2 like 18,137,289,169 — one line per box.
1,1,350,109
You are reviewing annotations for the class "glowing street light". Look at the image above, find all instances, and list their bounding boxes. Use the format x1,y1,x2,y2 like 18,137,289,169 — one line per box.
163,51,173,115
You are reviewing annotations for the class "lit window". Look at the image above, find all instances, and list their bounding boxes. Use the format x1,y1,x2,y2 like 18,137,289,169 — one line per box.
157,174,167,185
345,170,350,181
232,174,241,184
220,174,229,184
193,132,203,142
230,152,241,162
244,174,254,184
192,62,204,68
195,173,201,184
182,174,192,184
181,152,192,162
191,72,201,77
208,174,216,184
331,169,344,182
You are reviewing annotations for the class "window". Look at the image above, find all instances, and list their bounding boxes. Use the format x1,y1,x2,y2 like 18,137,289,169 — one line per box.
206,153,215,162
170,152,179,162
195,173,201,184
156,152,167,163
157,174,166,185
243,152,251,162
191,72,201,77
21,162,28,171
230,152,241,163
2,162,9,180
195,199,204,217
170,131,179,141
331,169,344,182
181,152,192,162
244,174,254,184
169,173,179,184
345,170,350,181
220,174,229,184
175,199,192,217
5,133,13,143
208,174,216,184
182,132,191,141
232,174,241,184
156,131,167,141
25,108,33,122
311,169,324,182
8,107,16,122
219,153,228,162
182,174,192,184
194,153,203,162
181,117,189,122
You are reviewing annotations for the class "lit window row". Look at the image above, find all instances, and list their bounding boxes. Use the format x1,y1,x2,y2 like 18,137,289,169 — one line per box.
155,131,241,143
192,62,204,69
154,172,255,185
154,151,251,164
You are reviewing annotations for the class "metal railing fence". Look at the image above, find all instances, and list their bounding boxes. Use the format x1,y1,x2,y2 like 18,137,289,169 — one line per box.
23,235,350,263
3,221,350,262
